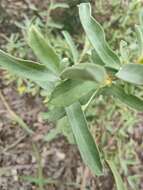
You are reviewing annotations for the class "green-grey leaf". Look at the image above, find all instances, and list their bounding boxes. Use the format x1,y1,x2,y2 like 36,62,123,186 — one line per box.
0,50,59,84
47,20,64,29
91,49,105,66
91,50,118,75
42,89,95,122
44,126,61,142
41,107,66,122
102,85,143,112
44,117,75,144
119,40,129,63
42,90,95,122
65,101,103,176
57,117,75,144
49,80,97,107
139,8,143,27
116,63,143,85
79,89,95,105
135,25,143,56
62,30,79,63
60,63,107,83
27,25,61,74
78,3,120,70
36,81,55,91
50,3,69,10
106,160,126,190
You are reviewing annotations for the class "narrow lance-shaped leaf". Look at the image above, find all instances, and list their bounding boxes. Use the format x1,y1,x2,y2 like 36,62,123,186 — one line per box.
91,49,105,66
101,85,143,112
79,89,95,105
91,50,118,75
65,101,103,176
106,160,127,190
44,126,62,142
41,107,66,122
35,80,55,91
135,25,143,56
57,117,75,144
47,21,64,29
49,80,97,107
62,30,79,63
27,26,61,74
44,117,75,144
0,50,59,85
60,63,108,83
119,40,129,63
139,8,143,28
78,3,120,70
116,63,143,85
42,90,95,122
50,2,69,10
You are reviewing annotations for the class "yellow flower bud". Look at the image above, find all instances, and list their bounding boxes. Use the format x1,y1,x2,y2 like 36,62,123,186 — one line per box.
137,56,143,64
105,77,112,86
17,85,26,95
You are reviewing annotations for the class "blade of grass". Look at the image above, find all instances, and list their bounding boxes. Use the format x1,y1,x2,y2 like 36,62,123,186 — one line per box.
106,159,127,190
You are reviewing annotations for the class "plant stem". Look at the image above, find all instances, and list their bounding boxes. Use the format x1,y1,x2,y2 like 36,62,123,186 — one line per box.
77,37,90,64
45,0,53,36
80,167,90,190
83,87,100,111
32,143,44,190
0,90,33,135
